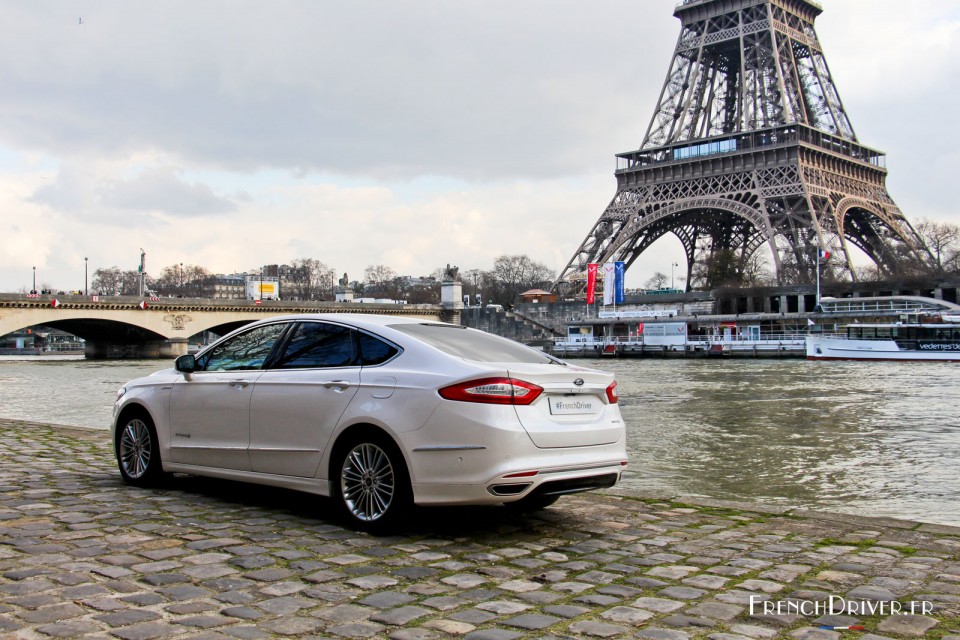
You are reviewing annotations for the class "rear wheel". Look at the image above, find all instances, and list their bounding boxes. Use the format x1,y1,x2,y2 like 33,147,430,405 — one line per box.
333,433,411,533
116,412,165,486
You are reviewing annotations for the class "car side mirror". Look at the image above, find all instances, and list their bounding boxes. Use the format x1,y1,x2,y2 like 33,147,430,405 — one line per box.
175,354,196,378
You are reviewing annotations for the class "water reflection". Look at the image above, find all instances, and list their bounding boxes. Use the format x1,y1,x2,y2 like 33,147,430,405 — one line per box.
591,358,960,525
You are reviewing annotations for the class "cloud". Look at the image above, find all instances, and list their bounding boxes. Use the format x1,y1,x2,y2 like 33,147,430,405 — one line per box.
29,162,237,223
99,167,237,216
0,1,675,180
0,0,957,293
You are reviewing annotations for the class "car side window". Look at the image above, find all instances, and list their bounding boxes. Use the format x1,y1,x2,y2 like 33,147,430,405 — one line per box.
272,322,357,369
200,323,288,372
359,332,400,365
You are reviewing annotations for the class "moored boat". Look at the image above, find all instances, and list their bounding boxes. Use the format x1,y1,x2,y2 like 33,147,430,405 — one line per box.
806,319,960,362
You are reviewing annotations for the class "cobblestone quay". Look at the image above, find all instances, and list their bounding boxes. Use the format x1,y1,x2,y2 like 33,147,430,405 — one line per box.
2,421,959,639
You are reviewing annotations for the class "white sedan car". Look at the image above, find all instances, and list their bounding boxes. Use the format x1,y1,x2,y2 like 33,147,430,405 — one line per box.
112,314,627,532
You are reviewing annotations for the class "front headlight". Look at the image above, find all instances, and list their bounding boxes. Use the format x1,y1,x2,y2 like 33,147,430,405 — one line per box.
116,386,127,401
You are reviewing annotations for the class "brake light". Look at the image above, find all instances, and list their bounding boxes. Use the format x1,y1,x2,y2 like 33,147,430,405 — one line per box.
605,381,619,404
439,377,544,405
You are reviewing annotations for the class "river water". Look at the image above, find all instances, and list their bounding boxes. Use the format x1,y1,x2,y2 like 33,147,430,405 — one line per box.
1,355,958,525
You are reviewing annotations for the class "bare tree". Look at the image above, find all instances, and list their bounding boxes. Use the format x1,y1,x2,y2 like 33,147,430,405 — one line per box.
487,255,555,305
741,252,774,287
121,270,144,295
184,265,212,297
644,272,668,290
153,265,181,296
689,248,741,290
285,258,337,300
92,267,123,296
364,264,398,298
92,267,142,296
914,218,960,275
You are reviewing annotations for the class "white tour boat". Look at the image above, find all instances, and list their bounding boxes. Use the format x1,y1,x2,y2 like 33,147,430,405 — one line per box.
806,320,960,362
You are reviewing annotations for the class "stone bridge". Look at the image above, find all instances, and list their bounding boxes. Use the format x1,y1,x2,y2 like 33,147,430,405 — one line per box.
0,294,447,358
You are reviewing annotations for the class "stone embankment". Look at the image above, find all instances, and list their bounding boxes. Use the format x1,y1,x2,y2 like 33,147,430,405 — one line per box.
1,420,959,639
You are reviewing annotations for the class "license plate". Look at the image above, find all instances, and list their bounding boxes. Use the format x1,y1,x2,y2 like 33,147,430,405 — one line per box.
548,396,600,415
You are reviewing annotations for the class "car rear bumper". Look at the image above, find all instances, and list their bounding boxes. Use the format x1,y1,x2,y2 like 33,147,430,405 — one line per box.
410,459,626,506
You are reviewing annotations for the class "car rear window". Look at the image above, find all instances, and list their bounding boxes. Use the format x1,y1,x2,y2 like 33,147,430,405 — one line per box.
390,323,555,364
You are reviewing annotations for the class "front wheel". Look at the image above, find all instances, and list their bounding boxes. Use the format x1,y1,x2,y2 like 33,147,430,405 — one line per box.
333,434,411,533
116,413,165,486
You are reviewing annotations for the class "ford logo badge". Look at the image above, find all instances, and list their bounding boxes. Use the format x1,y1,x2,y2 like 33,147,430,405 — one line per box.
573,378,584,386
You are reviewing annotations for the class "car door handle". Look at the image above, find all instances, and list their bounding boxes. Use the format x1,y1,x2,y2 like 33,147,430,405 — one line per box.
229,380,250,388
322,380,351,392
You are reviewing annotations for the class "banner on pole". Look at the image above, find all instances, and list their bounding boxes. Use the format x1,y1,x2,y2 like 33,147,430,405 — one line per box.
586,263,598,305
615,261,625,304
602,263,615,306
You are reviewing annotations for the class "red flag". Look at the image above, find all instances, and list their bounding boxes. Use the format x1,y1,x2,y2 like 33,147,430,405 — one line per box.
586,264,598,304
51,298,61,308
138,301,148,310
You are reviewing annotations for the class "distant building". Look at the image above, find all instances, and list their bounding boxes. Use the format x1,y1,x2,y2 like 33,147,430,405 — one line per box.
212,275,246,300
518,289,557,304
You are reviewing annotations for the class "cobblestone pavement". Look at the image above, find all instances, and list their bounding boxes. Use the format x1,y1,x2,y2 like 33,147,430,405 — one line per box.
2,421,960,640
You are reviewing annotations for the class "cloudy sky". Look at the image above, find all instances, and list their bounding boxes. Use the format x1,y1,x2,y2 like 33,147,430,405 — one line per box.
2,0,959,294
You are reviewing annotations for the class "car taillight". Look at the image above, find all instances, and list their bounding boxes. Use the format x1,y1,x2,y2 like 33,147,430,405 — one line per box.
605,381,619,404
438,377,543,406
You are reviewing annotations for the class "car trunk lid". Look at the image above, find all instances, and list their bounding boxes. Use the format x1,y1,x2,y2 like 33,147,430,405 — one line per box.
507,364,623,449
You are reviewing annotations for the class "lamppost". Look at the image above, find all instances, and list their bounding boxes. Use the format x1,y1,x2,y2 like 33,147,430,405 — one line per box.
179,262,184,297
32,266,36,293
84,257,88,295
671,262,679,290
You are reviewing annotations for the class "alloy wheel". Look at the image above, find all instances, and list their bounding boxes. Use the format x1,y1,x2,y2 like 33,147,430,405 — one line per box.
340,442,395,522
119,419,152,479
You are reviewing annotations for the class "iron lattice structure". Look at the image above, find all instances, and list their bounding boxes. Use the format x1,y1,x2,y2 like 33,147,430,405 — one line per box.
555,0,928,293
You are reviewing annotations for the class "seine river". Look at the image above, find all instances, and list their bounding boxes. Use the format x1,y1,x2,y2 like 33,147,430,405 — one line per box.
1,355,959,525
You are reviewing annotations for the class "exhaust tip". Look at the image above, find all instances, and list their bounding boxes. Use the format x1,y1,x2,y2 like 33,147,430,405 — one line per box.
488,483,531,497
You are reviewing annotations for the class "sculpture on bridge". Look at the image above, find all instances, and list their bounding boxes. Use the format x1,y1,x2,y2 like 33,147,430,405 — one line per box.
163,314,192,331
443,264,460,282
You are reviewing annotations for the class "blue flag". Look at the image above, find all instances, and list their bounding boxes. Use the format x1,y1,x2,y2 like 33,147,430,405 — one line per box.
615,261,625,304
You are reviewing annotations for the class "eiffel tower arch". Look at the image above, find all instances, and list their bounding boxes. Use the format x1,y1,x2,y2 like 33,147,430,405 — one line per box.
555,0,929,294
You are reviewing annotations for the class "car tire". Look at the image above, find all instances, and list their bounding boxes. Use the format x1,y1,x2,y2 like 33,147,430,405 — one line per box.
503,494,560,513
115,411,165,486
333,432,411,533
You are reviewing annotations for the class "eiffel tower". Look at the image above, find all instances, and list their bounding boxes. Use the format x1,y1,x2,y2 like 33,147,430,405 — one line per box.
555,0,928,294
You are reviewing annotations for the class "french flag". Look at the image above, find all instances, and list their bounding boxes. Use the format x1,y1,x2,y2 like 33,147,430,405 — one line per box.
818,248,831,261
